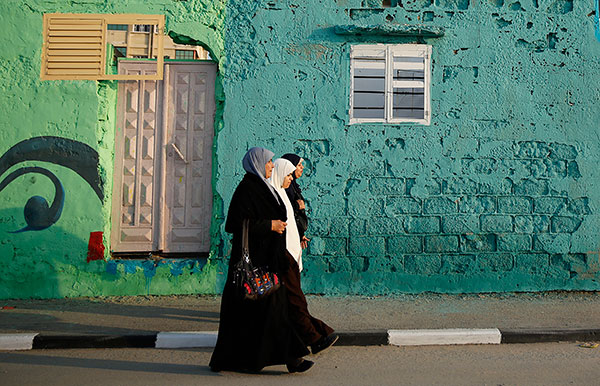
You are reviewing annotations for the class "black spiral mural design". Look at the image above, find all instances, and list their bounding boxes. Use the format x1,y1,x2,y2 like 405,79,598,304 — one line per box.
0,136,104,232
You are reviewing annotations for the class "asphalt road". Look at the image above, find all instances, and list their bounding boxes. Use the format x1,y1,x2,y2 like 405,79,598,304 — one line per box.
1,343,599,385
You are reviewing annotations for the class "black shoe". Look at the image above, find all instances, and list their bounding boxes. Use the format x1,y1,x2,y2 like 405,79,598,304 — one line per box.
311,333,339,355
286,359,314,373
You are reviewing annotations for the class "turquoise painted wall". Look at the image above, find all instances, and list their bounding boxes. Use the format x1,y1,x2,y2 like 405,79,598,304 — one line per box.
0,0,225,299
216,0,600,294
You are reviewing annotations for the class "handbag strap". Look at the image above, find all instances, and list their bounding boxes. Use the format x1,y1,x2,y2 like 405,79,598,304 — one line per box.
241,218,250,262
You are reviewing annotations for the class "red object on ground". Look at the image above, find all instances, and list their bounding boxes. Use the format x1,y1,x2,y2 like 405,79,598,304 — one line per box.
1,306,15,310
87,231,105,262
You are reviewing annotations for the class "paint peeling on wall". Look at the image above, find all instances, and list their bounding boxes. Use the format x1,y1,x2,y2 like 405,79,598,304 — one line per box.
217,0,600,295
106,258,209,294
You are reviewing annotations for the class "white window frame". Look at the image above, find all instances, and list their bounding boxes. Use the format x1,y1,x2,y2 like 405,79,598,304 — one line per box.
350,44,432,125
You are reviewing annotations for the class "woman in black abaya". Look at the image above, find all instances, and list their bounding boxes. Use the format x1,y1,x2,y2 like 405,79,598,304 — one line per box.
280,153,337,354
209,147,312,373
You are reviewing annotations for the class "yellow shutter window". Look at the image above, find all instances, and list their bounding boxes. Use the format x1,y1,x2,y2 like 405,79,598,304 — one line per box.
42,15,104,79
41,14,164,81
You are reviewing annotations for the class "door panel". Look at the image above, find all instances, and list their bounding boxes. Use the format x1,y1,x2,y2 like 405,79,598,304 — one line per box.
164,63,215,253
112,63,162,252
112,61,215,254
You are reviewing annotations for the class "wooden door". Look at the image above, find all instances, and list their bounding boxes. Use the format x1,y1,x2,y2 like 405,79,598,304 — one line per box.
162,63,216,253
111,62,162,252
111,61,215,254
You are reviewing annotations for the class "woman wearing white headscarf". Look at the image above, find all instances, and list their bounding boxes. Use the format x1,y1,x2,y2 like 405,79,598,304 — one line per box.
270,158,337,356
270,159,303,269
210,147,312,374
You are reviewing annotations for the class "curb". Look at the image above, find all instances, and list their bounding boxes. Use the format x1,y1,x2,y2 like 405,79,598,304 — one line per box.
2,329,599,351
34,334,157,349
500,329,600,344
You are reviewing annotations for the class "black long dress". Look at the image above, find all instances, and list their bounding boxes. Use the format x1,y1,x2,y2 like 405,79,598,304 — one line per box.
285,179,308,239
209,172,309,372
282,170,335,345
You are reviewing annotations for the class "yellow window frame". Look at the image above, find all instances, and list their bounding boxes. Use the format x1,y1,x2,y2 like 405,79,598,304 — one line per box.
41,13,165,81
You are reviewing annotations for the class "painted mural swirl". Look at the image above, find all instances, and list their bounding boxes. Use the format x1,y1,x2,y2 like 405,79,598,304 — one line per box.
0,136,104,232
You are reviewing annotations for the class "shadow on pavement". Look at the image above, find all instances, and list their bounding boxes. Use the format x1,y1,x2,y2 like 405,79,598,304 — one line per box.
0,299,220,334
0,352,220,376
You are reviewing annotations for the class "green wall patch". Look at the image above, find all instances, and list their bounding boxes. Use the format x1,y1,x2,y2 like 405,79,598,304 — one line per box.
0,0,225,299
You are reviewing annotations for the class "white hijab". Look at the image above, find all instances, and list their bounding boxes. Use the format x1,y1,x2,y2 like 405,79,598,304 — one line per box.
270,158,303,271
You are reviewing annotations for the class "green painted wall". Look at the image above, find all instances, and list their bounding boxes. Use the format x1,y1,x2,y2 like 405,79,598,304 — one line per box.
216,0,600,294
0,0,225,299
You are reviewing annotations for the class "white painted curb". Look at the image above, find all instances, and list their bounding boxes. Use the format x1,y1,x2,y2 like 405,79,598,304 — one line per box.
388,328,502,346
0,333,38,350
155,331,218,348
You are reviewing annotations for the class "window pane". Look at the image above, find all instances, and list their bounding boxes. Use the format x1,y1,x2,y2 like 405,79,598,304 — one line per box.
108,24,128,31
354,108,385,119
394,69,424,81
133,24,152,32
175,50,195,60
354,77,385,92
354,92,385,108
393,57,424,85
353,59,385,119
114,46,127,58
393,56,424,70
392,56,425,119
393,87,424,119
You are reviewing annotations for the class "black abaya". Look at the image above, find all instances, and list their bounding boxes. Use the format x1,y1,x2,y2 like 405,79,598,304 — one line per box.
209,173,309,372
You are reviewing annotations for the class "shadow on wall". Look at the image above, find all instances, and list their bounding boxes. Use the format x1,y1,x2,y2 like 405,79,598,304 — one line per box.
0,207,90,299
0,135,108,298
0,201,214,298
0,136,104,233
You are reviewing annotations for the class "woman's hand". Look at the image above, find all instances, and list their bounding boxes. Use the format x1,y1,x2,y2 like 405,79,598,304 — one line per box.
301,235,310,249
271,220,287,234
297,199,305,210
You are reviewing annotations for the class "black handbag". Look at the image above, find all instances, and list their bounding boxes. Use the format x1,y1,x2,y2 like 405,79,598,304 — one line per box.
232,219,281,300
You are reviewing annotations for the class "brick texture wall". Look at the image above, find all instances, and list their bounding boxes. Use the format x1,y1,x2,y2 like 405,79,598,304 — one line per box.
218,0,600,293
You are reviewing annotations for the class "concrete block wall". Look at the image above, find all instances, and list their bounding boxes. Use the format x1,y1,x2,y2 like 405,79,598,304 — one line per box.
217,0,600,293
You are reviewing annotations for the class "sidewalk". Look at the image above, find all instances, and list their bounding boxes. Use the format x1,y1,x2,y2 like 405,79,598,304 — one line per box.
1,292,599,349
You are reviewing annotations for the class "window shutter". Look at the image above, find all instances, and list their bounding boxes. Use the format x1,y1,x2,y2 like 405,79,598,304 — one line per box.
41,15,105,80
41,14,165,81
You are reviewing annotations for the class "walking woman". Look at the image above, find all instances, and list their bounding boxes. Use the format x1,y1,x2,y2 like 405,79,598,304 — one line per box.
210,147,313,373
277,154,338,354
